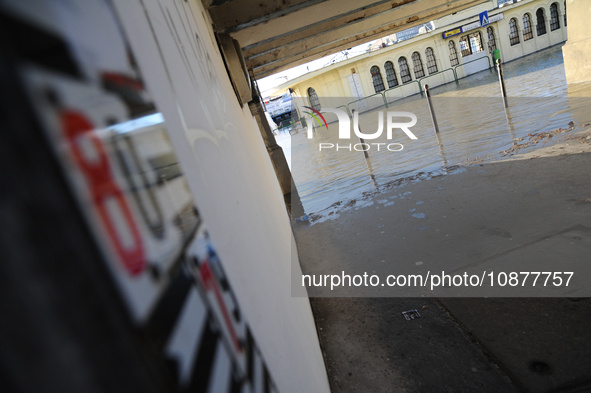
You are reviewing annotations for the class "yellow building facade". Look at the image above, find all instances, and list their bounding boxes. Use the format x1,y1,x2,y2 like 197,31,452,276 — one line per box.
278,0,568,115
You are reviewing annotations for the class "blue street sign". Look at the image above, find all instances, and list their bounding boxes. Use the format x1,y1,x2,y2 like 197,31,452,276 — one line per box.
479,10,490,27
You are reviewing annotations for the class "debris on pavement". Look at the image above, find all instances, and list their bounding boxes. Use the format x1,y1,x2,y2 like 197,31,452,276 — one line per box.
402,309,422,321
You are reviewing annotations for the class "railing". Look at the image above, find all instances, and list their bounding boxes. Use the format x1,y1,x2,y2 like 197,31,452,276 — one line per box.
332,54,494,118
277,119,296,133
415,56,493,92
335,105,351,118
383,80,422,105
346,92,387,114
345,81,423,114
316,105,351,126
417,68,458,92
453,55,493,77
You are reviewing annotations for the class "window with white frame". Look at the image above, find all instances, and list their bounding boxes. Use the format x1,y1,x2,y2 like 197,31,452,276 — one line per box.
523,13,533,40
550,2,560,31
536,8,547,36
370,65,385,93
307,87,320,110
487,26,497,52
425,47,438,75
460,32,484,55
448,40,459,66
509,18,520,45
411,52,425,79
398,57,412,83
384,61,399,88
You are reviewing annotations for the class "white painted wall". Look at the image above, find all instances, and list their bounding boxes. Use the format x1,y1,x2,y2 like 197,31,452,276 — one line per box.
462,51,490,75
112,1,330,392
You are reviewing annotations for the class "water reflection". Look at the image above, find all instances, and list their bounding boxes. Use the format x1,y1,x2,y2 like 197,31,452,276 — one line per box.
284,45,591,216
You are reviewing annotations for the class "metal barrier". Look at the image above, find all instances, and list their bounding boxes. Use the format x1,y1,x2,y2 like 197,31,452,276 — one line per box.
453,55,493,77
277,119,296,133
344,80,423,114
316,105,351,125
342,55,493,113
335,104,351,118
417,68,458,92
383,80,422,105
346,92,387,114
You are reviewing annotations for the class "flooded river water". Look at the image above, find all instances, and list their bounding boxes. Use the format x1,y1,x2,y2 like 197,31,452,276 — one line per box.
277,45,591,217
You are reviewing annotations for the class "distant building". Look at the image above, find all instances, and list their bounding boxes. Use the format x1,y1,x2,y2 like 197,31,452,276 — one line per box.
367,34,398,51
272,0,567,119
265,93,295,126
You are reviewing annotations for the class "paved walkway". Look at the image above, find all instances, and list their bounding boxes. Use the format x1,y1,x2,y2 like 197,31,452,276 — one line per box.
293,128,591,393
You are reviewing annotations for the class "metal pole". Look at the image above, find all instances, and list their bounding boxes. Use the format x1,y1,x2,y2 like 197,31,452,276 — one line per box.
504,106,517,143
349,109,377,187
424,84,440,134
496,58,508,108
351,109,370,159
359,137,369,158
435,133,448,168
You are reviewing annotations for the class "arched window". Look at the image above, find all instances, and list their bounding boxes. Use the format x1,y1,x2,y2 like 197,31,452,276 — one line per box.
412,52,425,79
536,8,547,36
550,3,560,30
425,48,438,75
384,61,399,88
307,87,320,111
398,57,412,83
487,26,497,52
448,41,459,66
370,66,385,93
509,18,520,45
523,13,533,40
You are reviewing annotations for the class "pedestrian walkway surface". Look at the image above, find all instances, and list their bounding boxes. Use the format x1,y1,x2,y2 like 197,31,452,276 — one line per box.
293,128,591,393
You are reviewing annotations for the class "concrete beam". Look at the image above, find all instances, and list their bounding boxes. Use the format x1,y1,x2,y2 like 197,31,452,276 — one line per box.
244,0,480,63
248,0,483,77
207,0,325,32
225,0,418,46
248,99,294,197
240,0,418,57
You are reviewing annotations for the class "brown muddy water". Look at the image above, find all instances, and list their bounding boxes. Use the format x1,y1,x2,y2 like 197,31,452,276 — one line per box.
277,45,591,219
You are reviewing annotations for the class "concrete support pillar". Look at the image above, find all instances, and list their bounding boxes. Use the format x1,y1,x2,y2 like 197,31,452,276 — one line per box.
248,98,305,217
562,0,591,85
248,99,293,194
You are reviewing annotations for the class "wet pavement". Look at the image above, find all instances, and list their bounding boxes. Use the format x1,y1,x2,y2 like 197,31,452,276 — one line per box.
282,45,591,216
294,140,591,392
309,296,591,393
288,44,591,392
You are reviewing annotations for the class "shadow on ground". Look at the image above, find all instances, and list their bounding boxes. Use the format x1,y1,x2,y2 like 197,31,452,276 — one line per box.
295,152,591,393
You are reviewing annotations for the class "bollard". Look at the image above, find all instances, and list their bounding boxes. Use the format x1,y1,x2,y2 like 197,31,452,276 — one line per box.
359,137,369,159
504,106,517,143
350,109,376,187
424,85,440,134
496,58,508,108
351,109,370,159
435,133,448,168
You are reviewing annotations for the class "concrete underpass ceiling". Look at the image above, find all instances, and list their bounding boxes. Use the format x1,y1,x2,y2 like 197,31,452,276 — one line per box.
203,0,488,78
